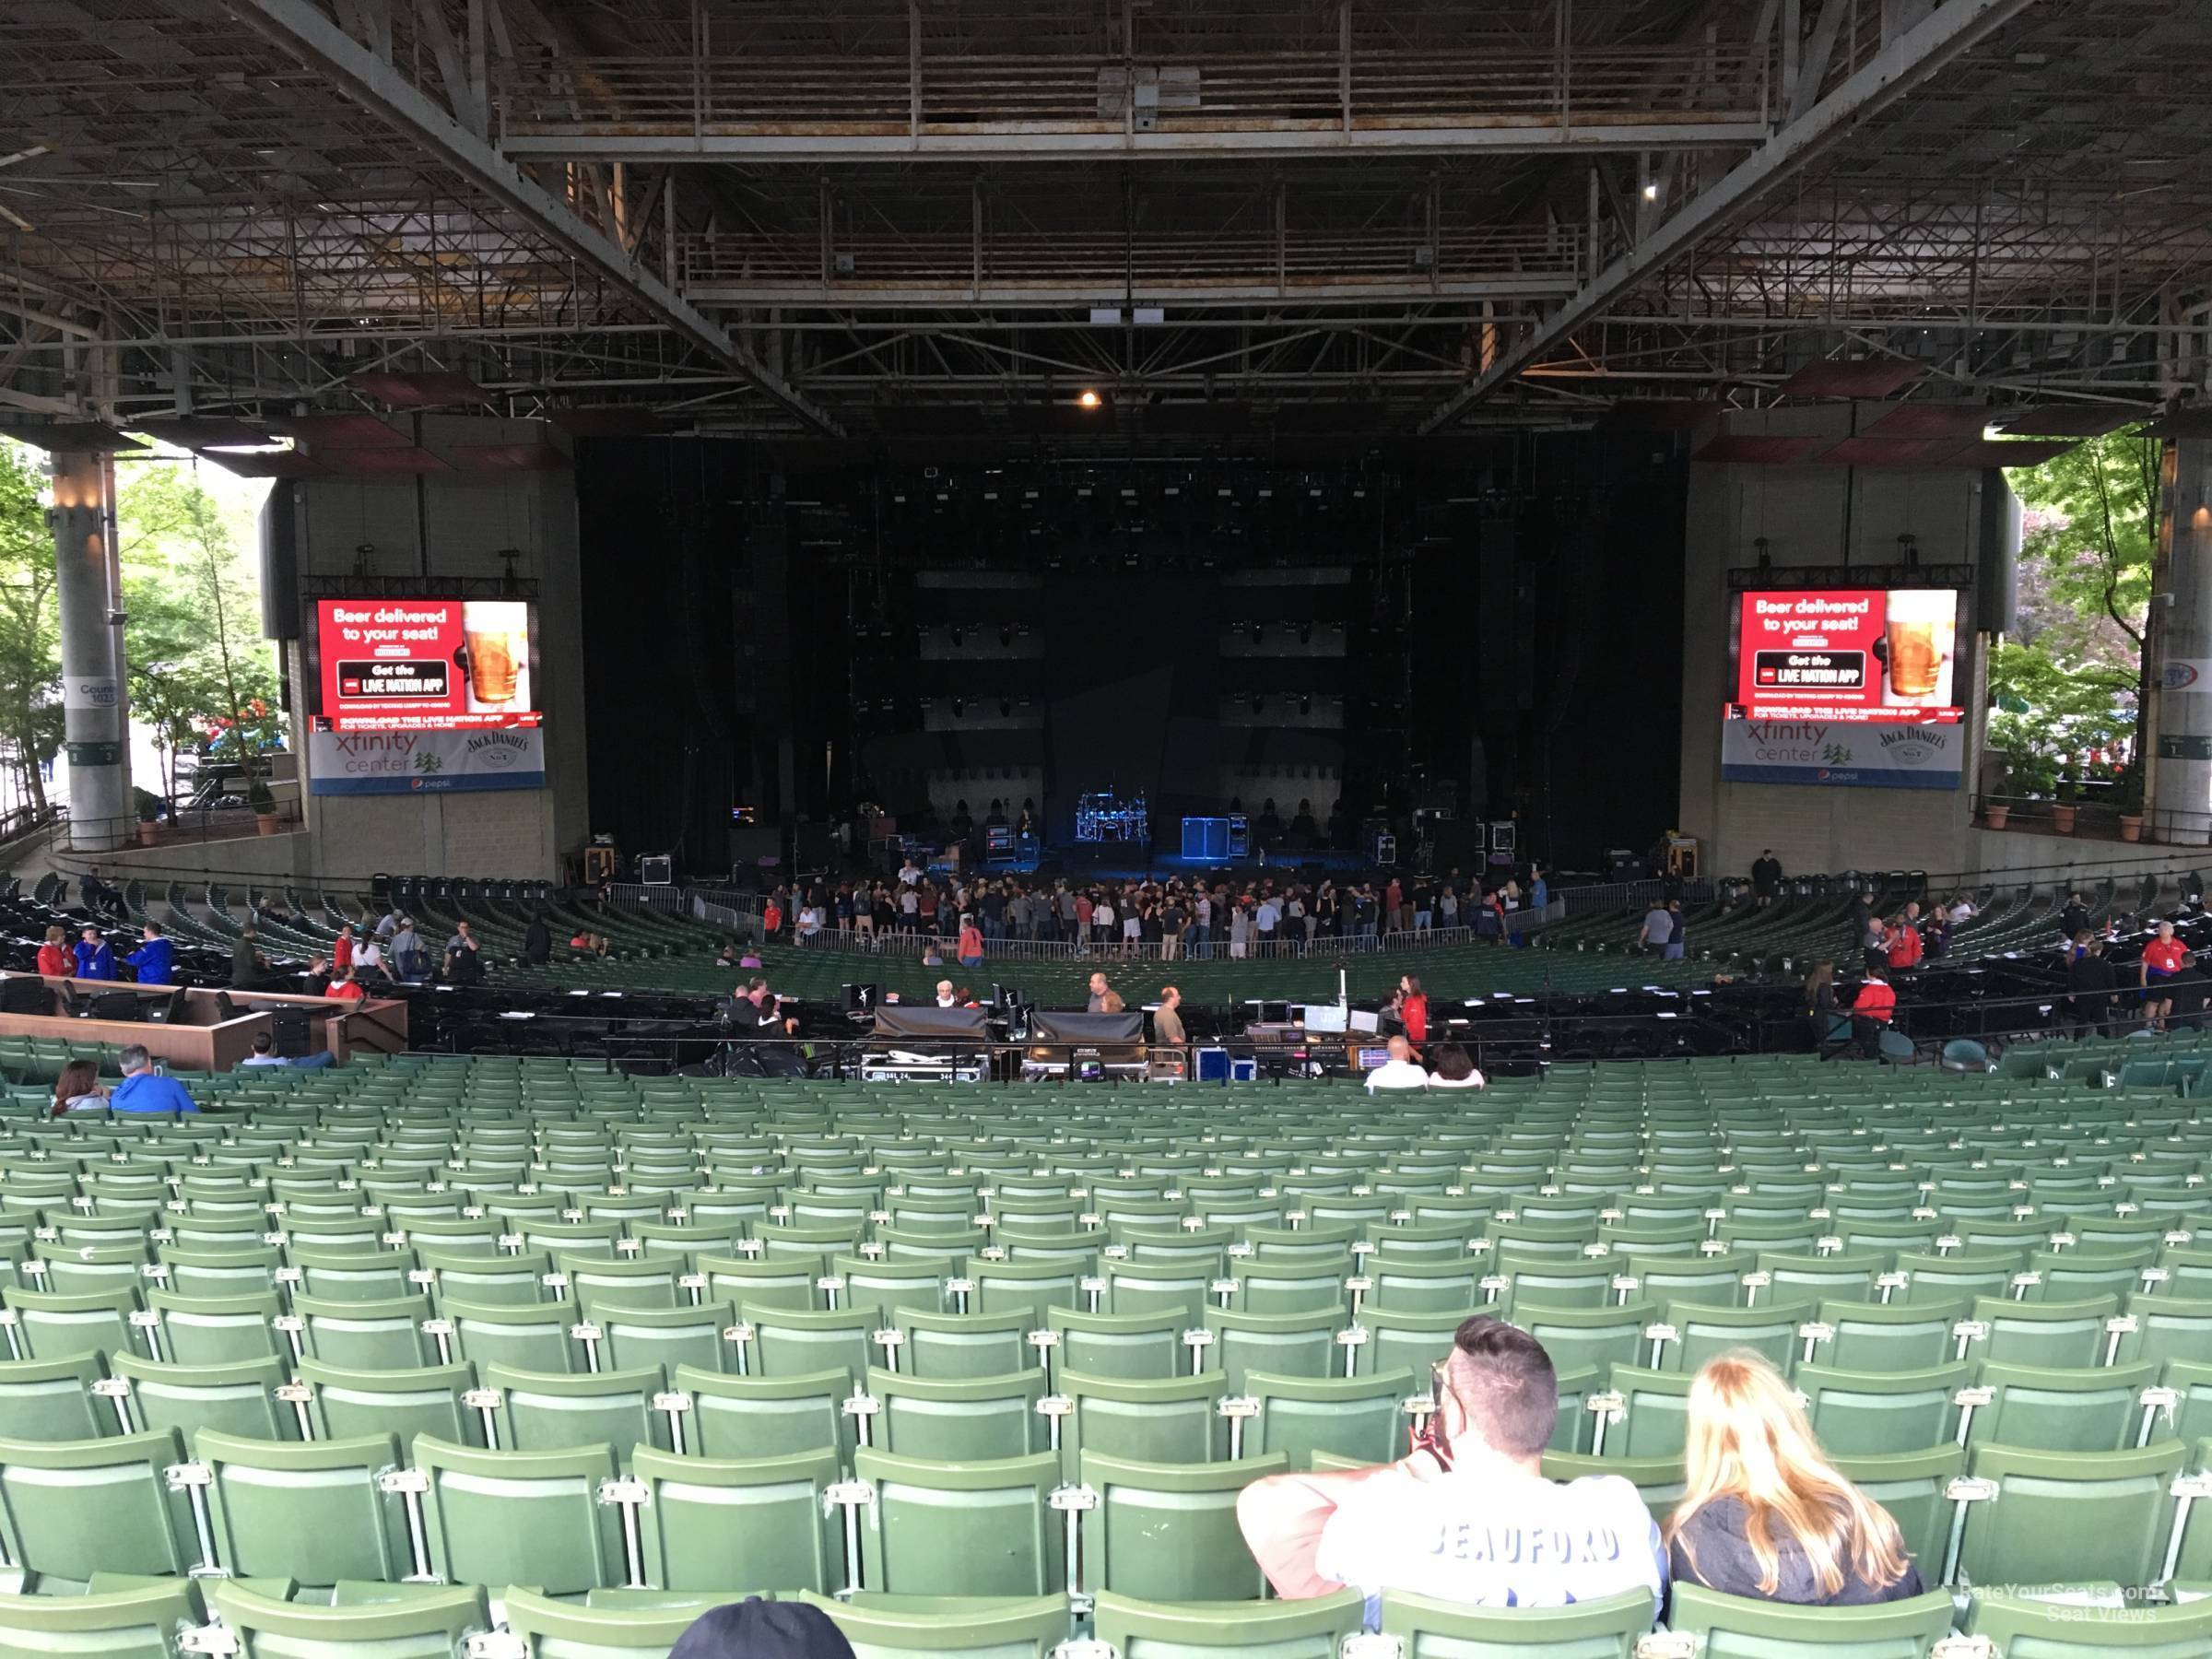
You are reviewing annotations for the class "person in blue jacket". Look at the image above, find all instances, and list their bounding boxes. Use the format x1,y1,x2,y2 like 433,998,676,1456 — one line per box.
74,924,116,981
125,922,174,986
108,1045,197,1115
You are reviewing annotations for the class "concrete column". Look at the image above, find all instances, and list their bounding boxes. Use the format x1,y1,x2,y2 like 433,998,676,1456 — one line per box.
2154,439,2212,842
48,450,130,849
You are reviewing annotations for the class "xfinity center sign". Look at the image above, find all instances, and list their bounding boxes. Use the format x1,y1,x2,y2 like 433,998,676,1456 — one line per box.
1720,720,1961,791
308,728,546,794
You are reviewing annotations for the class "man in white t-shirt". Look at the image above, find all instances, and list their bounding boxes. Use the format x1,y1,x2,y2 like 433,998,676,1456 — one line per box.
1363,1035,1432,1092
1238,1316,1664,1627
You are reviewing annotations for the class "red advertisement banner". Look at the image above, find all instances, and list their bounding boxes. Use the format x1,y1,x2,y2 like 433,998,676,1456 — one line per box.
1731,588,1962,725
315,598,541,733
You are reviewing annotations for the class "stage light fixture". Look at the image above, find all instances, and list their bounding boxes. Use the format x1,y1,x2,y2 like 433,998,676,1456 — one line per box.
1641,181,1659,201
1077,389,1101,409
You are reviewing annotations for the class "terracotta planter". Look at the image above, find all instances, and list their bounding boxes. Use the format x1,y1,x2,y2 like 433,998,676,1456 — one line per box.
2120,815,2144,842
1983,806,2010,830
255,812,281,837
136,821,158,847
2051,804,2077,834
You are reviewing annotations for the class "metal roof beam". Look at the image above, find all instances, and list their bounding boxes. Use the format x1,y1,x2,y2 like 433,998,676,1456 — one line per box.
227,0,843,436
1418,0,2041,435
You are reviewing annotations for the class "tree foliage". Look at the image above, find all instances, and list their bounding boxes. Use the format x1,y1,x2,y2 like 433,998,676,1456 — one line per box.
1995,430,2159,794
0,442,60,815
115,463,280,806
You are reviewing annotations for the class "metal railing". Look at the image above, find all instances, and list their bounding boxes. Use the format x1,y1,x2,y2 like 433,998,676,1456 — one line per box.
61,780,305,854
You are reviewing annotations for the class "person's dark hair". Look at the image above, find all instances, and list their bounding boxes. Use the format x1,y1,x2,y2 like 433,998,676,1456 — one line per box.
1443,1314,1558,1458
1401,974,1424,996
252,1033,274,1054
1804,960,1834,994
1430,1043,1475,1082
52,1059,100,1117
1865,963,1888,981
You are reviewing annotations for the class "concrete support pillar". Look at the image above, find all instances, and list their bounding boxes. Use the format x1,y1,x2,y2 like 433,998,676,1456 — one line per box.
47,450,130,849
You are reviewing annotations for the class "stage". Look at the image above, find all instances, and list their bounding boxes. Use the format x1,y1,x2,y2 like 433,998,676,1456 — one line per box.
955,841,1373,882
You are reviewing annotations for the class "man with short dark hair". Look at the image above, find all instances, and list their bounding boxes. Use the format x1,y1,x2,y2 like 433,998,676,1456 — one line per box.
1750,849,1783,908
1236,1315,1661,1620
126,922,173,987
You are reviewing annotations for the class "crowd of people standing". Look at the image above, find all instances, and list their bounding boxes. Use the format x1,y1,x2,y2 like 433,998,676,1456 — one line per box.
749,862,1547,963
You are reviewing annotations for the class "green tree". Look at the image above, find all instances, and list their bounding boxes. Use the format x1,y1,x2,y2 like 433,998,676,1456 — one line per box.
0,442,60,817
2003,429,2161,784
116,463,279,807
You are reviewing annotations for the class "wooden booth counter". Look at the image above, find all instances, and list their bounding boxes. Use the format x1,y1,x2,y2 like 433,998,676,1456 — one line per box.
0,972,407,1071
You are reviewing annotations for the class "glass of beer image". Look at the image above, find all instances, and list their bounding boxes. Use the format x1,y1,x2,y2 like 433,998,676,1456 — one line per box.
455,602,528,711
1878,589,1954,705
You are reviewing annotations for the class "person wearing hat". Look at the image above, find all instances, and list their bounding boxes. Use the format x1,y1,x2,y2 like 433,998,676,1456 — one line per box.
670,1596,855,1659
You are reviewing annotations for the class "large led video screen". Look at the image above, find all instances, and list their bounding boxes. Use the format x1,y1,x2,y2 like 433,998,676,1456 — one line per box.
313,598,540,733
1723,587,1963,789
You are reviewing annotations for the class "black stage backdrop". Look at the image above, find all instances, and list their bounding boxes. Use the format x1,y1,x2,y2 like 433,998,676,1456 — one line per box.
1041,573,1218,843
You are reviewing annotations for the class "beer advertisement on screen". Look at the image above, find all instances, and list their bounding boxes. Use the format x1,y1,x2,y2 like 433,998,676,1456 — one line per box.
314,598,540,732
1724,587,1963,789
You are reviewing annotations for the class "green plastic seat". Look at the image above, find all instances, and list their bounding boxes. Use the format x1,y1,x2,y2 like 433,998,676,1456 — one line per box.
964,1256,1085,1323
111,1354,300,1442
1199,1306,1344,1392
852,1449,1066,1597
1093,1587,1366,1657
4,1288,143,1363
2115,1294,2212,1368
294,1293,438,1371
1666,1583,1958,1656
1540,1451,1685,1527
1228,1256,1353,1315
1062,1369,1230,1469
439,1296,587,1374
1807,1295,1968,1374
1794,1362,1971,1457
1365,1253,1484,1313
1078,1451,1286,1601
870,1366,1047,1461
799,1590,1072,1659
299,1359,488,1447
413,1434,629,1597
1960,1359,2162,1452
629,1445,843,1594
1963,1294,2120,1369
206,1578,493,1657
194,1429,413,1588
744,1300,883,1379
1892,1251,2023,1304
416,1245,551,1305
1653,1299,1814,1373
1377,1585,1656,1659
1044,1306,1187,1380
1359,1307,1465,1381
1955,1440,2188,1591
0,1429,201,1589
594,1299,740,1375
559,1252,683,1312
1601,1365,1697,1459
891,1307,1034,1379
144,1289,283,1366
1244,1368,1416,1469
288,1245,419,1303
482,1362,671,1463
1964,1586,2212,1653
1508,1300,1656,1376
840,1255,955,1319
0,1578,204,1658
500,1585,713,1655
667,1371,849,1460
0,1352,113,1441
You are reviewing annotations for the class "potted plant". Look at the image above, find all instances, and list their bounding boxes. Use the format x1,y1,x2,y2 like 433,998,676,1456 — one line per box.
248,777,280,836
2051,776,2078,836
133,787,162,847
2115,767,2146,843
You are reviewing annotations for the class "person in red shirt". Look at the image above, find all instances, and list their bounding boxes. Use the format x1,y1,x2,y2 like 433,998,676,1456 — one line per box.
2141,920,2187,1030
1398,973,1430,1046
761,900,782,938
1885,914,1923,971
1850,966,1897,1059
332,925,355,972
328,967,367,1003
35,925,69,977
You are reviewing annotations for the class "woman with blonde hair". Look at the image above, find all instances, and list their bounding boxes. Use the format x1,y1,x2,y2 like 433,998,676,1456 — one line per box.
1665,1353,1924,1605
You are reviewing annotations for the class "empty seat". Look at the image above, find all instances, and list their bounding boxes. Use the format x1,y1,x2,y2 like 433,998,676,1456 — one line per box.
413,1435,629,1597
1061,1370,1230,1468
1044,1307,1187,1381
194,1429,412,1587
1377,1585,1657,1658
626,1445,841,1594
1953,1441,2188,1591
1959,1359,2162,1453
0,1429,201,1589
500,1585,712,1656
293,1294,438,1371
870,1366,1047,1461
1200,1306,1345,1391
110,1354,298,1442
1079,1451,1287,1601
1093,1588,1365,1658
891,1307,1034,1379
1244,1369,1415,1469
299,1359,487,1447
799,1589,1072,1659
0,1578,205,1657
851,1449,1065,1597
1666,1583,1958,1655
1795,1362,1970,1457
0,1352,113,1441
677,1364,853,1461
206,1579,493,1656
